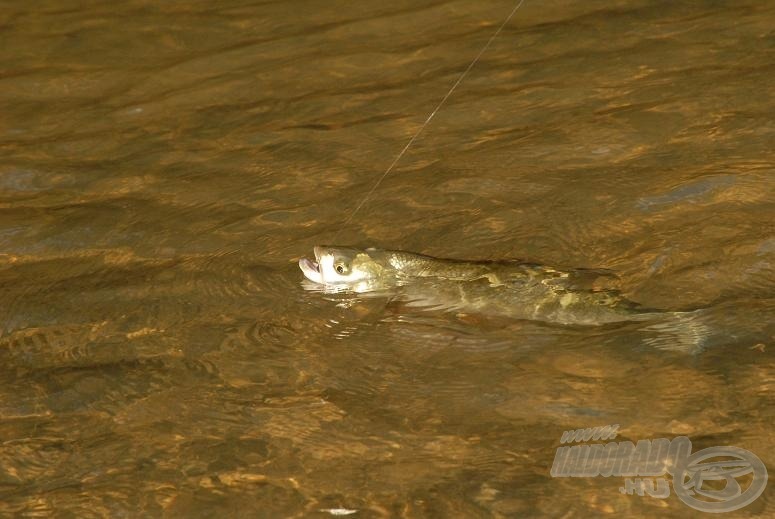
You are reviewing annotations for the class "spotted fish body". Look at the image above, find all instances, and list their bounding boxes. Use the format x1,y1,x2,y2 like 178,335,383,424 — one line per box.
299,246,655,325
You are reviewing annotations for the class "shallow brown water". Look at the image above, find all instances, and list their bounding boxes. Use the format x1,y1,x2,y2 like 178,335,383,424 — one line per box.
1,1,774,517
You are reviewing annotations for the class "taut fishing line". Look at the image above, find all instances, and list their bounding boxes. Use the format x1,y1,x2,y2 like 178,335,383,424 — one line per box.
333,0,526,242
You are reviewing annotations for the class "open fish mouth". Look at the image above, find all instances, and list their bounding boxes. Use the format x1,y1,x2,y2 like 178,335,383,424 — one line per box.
299,256,323,284
299,246,325,284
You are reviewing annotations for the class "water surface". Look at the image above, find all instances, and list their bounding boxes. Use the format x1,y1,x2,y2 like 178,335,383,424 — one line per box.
1,0,774,517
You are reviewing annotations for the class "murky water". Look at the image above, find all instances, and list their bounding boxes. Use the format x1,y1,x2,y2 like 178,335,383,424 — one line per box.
1,1,774,517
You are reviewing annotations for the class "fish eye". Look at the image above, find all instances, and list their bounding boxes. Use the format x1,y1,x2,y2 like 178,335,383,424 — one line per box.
335,263,346,274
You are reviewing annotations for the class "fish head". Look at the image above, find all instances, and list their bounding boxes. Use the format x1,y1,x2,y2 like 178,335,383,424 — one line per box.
299,246,393,292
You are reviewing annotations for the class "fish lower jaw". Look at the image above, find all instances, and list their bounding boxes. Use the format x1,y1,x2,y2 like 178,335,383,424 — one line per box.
299,257,323,284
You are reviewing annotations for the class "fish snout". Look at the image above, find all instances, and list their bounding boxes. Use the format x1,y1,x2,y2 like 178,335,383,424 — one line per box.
299,256,323,283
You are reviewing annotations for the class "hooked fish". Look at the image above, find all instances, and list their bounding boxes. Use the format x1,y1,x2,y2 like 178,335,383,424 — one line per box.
295,6,713,351
299,245,662,326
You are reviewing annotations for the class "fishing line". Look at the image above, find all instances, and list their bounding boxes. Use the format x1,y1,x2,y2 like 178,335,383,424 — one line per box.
333,0,526,242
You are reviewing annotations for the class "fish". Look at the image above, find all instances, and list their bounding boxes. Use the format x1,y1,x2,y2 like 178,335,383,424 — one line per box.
299,246,715,352
299,245,661,326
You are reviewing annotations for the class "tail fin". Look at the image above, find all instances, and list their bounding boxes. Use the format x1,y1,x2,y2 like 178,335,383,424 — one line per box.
640,309,714,354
